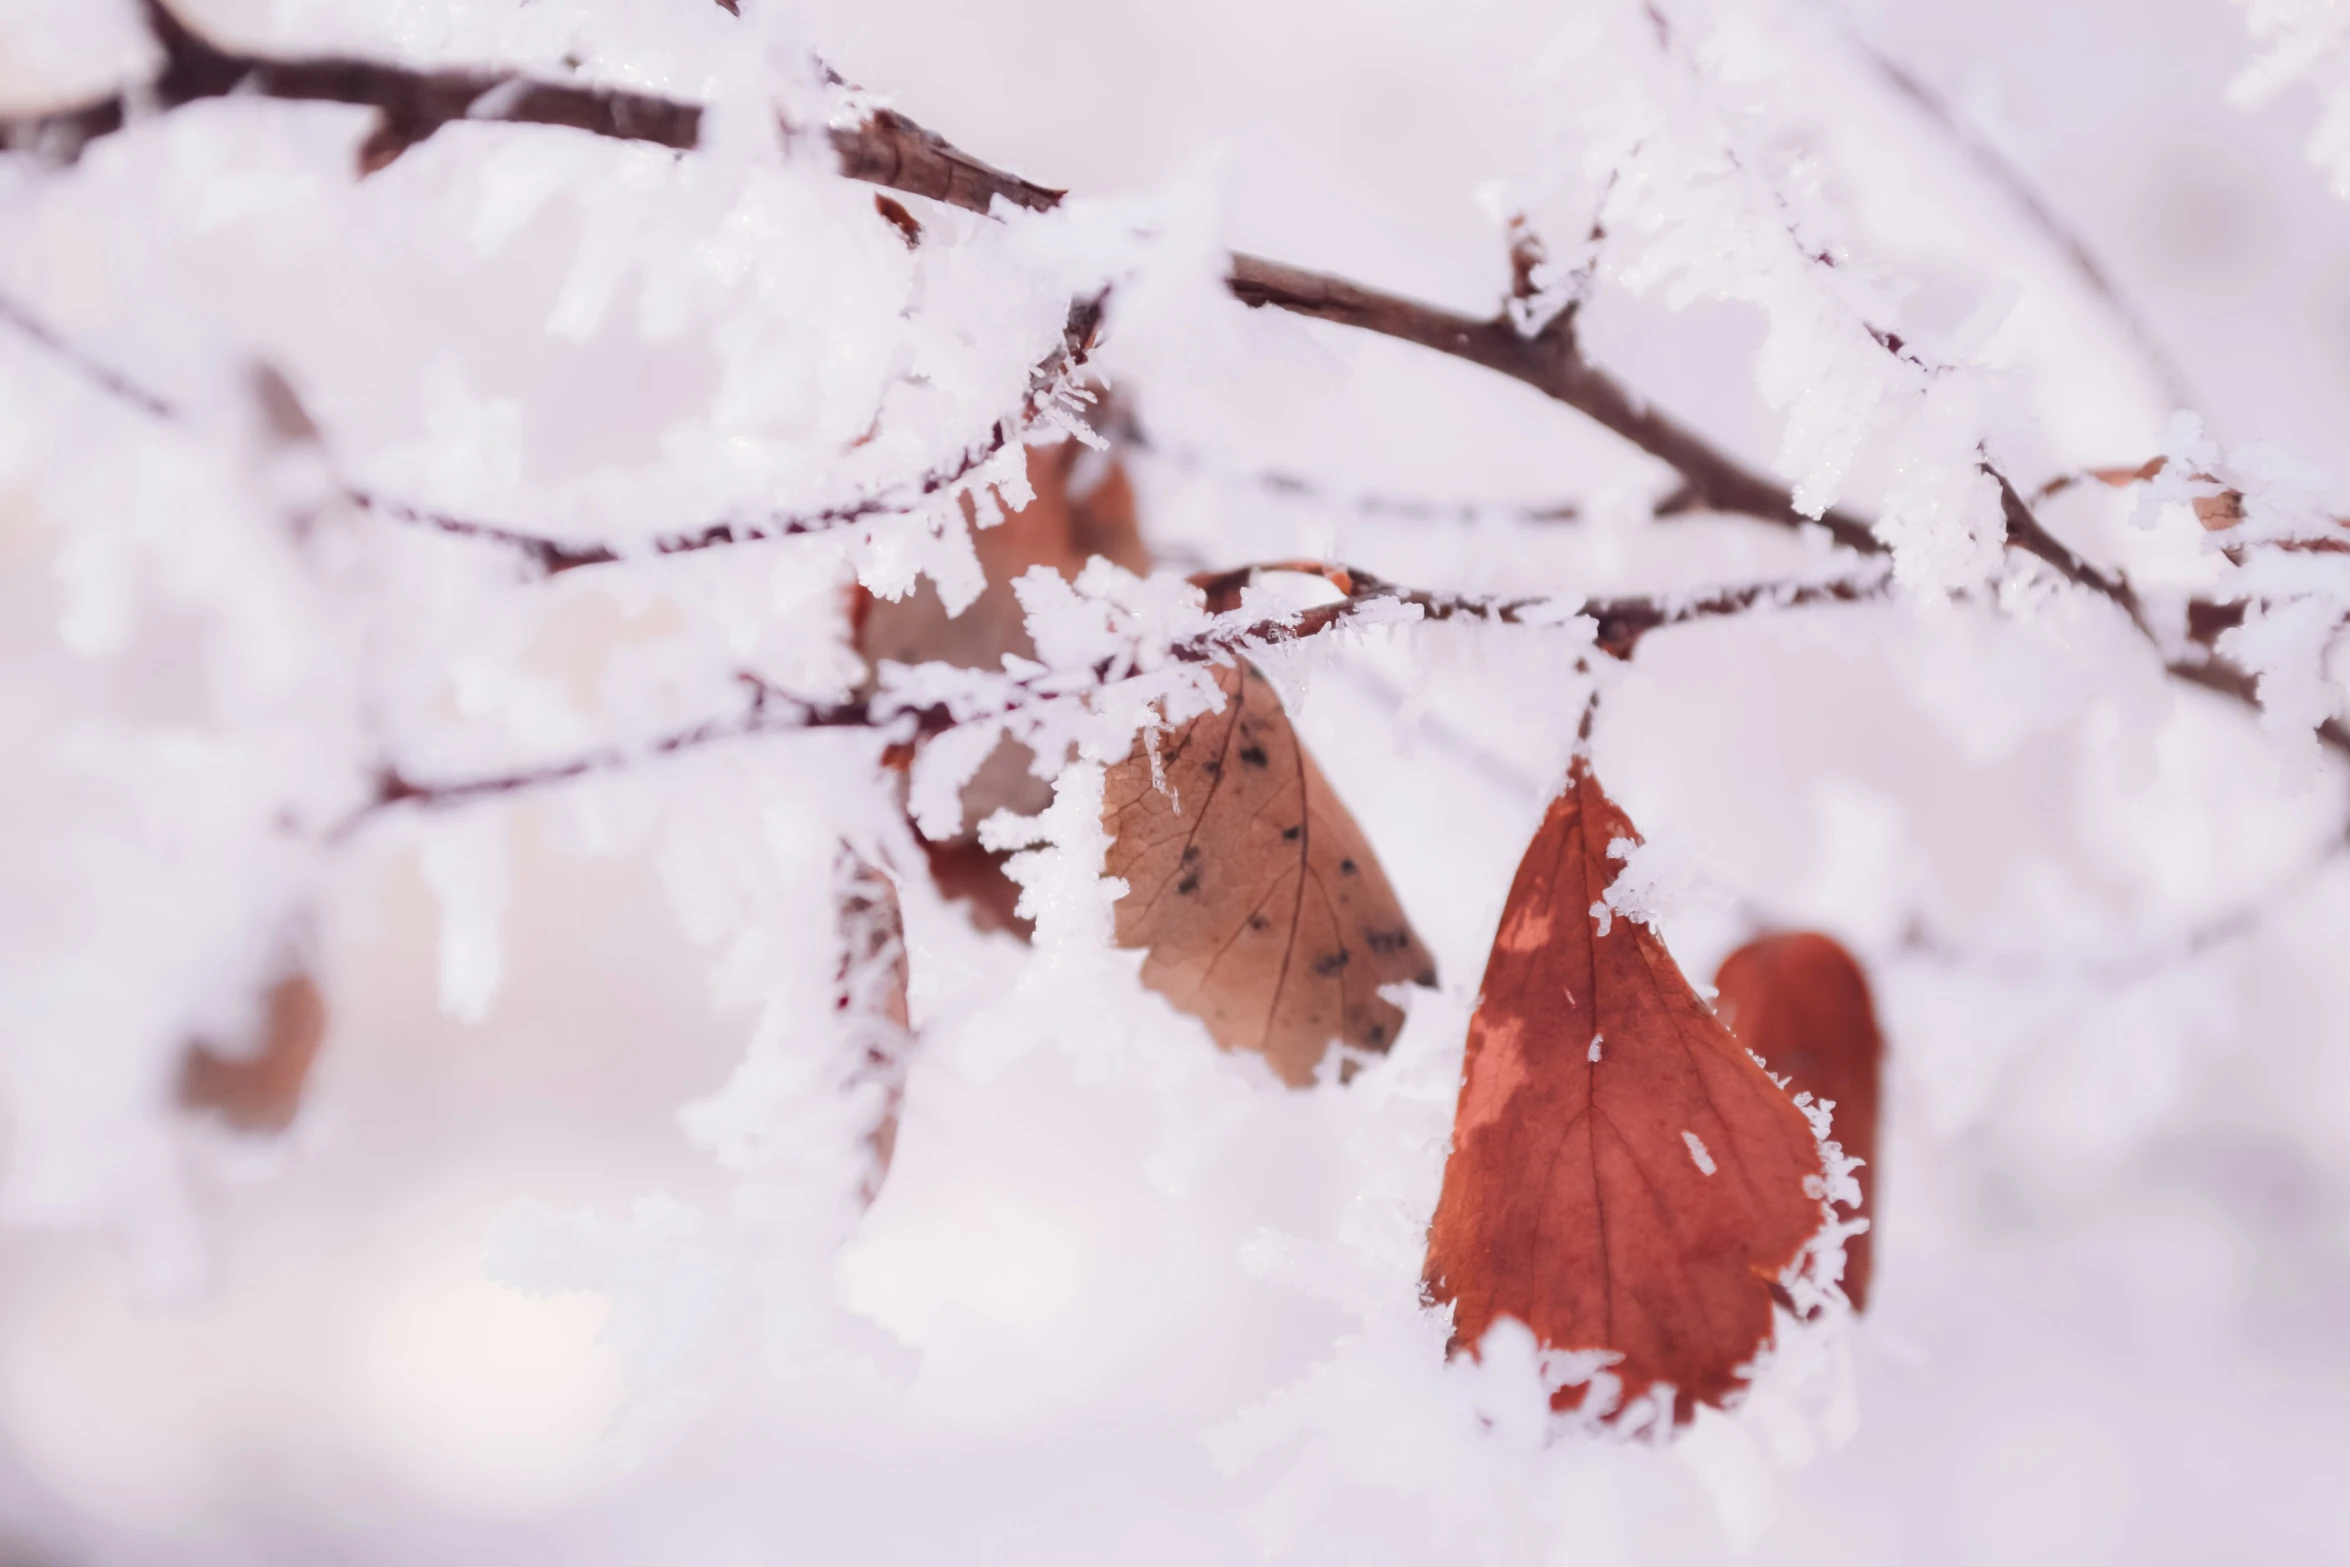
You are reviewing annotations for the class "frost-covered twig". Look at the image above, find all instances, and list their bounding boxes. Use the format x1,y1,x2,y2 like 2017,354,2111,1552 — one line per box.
1185,561,1890,661
3,0,1060,217
1222,253,1883,558
339,676,880,839
352,297,1106,575
269,296,1103,574
1223,253,2350,763
345,565,1885,833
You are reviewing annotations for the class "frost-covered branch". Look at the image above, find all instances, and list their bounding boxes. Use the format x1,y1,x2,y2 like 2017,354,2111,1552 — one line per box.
1221,254,1883,558
1222,253,2350,763
4,0,1060,217
1186,561,1889,661
14,0,2340,773
341,676,879,838
1102,404,1585,529
354,296,1105,574
346,564,1886,832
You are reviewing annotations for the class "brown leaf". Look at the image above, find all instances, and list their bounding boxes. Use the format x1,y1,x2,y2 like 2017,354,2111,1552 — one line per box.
918,838,1032,940
859,438,1148,700
835,850,913,1204
1423,761,1824,1424
1103,661,1435,1086
1713,932,1883,1312
2191,490,2246,532
179,972,328,1134
860,438,1148,928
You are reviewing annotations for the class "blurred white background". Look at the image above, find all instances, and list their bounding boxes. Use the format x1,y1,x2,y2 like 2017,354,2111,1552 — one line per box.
1,0,2347,1562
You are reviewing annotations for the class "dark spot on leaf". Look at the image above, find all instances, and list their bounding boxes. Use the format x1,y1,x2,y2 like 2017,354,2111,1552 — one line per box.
1366,929,1411,955
1177,875,1199,895
1340,858,1358,875
1314,949,1352,976
1281,825,1301,841
1249,914,1270,932
1367,1022,1387,1046
1181,845,1200,863
1416,968,1437,987
1204,762,1221,777
1239,745,1270,768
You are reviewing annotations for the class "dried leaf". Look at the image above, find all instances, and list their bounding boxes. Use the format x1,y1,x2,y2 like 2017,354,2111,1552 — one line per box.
918,838,1032,940
1423,762,1824,1424
836,851,914,1203
861,439,1148,927
1103,661,1435,1086
1713,932,1884,1311
859,438,1147,704
179,972,328,1133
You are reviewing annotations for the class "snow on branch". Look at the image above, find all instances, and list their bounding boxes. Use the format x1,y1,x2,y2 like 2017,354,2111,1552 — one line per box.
351,296,1107,575
2,0,1063,216
342,562,1887,833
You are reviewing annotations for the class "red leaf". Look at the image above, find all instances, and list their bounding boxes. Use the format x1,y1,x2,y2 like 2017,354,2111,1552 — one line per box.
1712,933,1884,1311
1423,761,1825,1424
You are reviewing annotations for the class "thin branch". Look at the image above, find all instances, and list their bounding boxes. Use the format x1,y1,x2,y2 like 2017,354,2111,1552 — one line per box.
1223,253,1885,559
342,563,1881,834
0,291,178,418
351,415,1011,577
337,676,878,838
12,0,2333,775
1221,252,2350,764
4,0,1059,219
350,293,1102,574
828,108,1062,216
1181,560,1888,661
1994,469,2144,629
1850,34,2205,419
1102,403,1583,528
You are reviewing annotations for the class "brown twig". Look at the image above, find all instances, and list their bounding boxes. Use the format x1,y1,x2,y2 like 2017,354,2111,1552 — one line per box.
1223,254,1884,559
5,0,1060,219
